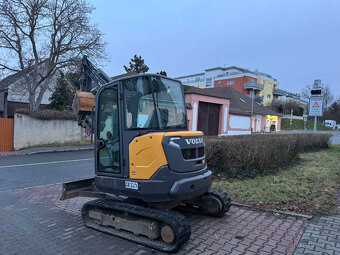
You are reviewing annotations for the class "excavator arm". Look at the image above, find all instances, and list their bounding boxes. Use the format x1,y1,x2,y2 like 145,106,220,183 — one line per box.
72,56,111,132
60,56,113,201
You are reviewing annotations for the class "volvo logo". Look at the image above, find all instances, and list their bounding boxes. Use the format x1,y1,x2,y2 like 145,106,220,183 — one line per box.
185,138,204,145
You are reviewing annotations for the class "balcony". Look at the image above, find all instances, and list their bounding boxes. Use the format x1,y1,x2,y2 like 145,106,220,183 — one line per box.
244,82,264,91
285,92,300,100
273,88,286,96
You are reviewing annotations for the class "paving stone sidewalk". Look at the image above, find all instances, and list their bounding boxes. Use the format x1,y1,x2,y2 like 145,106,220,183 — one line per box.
0,145,93,157
294,216,340,255
294,191,340,255
0,184,309,255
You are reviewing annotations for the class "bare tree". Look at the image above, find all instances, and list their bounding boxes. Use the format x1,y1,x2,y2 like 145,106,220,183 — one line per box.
0,0,106,112
301,85,312,103
322,84,334,110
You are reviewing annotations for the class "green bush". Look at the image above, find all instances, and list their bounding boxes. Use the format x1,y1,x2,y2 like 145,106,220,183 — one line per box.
15,108,77,120
205,133,332,178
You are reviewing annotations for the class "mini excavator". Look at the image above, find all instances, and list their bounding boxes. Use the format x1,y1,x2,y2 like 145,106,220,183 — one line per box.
61,56,231,253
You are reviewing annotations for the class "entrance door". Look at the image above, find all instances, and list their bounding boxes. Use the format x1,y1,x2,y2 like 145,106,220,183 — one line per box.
96,86,121,175
197,102,220,136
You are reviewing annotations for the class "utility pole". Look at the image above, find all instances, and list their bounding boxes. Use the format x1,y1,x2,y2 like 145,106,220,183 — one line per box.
251,88,254,132
314,116,317,132
251,88,254,115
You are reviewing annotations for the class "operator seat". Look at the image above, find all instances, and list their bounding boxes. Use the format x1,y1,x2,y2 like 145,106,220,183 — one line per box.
147,108,169,129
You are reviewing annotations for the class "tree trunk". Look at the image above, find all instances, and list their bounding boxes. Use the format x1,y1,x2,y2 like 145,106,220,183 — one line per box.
28,91,36,113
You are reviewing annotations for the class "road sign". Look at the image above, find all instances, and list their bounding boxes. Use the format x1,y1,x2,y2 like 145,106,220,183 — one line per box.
309,95,323,117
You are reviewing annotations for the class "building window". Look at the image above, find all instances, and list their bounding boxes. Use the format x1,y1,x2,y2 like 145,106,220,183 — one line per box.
218,81,222,85
206,78,212,87
267,94,271,99
227,80,235,85
262,92,265,97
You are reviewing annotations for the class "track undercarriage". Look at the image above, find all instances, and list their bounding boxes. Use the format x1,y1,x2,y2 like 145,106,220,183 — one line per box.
75,186,231,252
61,179,231,252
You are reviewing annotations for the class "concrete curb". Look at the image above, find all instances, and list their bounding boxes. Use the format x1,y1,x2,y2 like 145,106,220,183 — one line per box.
0,146,93,157
231,202,313,219
23,147,93,155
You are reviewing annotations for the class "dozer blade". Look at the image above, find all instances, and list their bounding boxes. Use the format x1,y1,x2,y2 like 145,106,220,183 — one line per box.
60,178,106,200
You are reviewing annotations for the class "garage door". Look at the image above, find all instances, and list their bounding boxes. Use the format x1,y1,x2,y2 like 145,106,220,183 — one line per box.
197,102,220,136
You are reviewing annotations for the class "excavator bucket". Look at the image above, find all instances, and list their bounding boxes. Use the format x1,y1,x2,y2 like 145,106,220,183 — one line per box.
72,90,95,114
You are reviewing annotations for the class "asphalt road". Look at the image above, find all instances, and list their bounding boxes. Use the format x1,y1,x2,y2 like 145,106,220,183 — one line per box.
0,150,94,191
331,132,340,144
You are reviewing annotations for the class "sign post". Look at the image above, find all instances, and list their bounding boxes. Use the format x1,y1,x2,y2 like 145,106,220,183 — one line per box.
309,80,323,132
309,96,323,131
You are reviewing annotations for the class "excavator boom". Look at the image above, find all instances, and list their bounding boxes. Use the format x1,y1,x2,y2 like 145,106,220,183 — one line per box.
72,56,111,131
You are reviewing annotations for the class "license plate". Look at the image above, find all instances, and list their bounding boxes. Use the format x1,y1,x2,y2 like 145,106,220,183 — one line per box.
125,181,138,190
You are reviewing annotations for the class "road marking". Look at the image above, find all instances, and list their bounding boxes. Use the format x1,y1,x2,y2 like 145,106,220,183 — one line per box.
0,158,93,169
0,178,94,192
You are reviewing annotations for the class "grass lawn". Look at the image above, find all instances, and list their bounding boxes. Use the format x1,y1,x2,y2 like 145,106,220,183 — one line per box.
213,145,340,215
281,118,334,131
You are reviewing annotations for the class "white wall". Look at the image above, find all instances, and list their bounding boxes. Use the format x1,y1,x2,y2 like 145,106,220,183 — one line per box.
227,130,251,135
13,114,88,150
229,116,251,129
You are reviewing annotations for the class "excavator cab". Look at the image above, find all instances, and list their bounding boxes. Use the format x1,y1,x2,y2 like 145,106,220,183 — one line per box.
92,74,214,204
61,57,231,253
96,75,187,176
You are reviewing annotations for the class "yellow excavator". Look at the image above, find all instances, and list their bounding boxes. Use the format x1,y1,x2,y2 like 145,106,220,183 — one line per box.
61,56,231,253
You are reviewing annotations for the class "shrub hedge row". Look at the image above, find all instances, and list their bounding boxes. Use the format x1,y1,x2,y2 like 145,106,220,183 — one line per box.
205,133,332,178
15,108,77,120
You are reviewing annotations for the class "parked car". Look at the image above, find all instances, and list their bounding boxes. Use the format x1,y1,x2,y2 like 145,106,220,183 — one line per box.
324,120,337,129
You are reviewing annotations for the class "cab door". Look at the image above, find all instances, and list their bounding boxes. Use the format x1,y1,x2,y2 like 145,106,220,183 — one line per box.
95,85,121,176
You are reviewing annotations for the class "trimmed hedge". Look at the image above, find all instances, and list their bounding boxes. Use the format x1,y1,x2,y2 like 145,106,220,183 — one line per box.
15,108,77,120
205,133,332,178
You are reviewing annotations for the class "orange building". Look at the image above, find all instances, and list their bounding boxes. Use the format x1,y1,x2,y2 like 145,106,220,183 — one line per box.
214,76,256,96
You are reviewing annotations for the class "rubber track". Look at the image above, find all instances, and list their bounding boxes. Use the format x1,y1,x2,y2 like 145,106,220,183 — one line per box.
81,198,191,253
178,188,231,217
207,188,232,217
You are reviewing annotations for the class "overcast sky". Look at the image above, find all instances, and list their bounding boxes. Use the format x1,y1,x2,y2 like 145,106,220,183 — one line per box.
89,0,340,98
